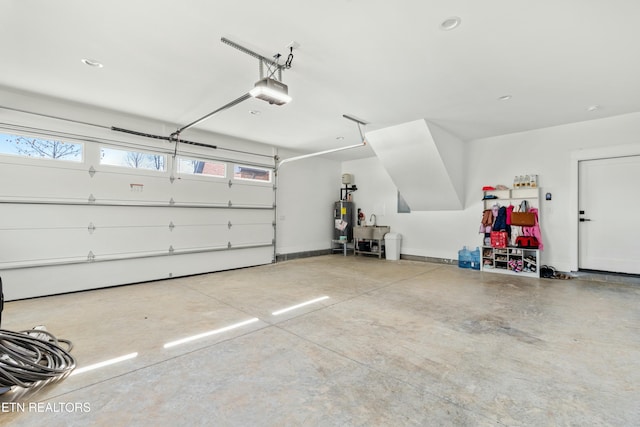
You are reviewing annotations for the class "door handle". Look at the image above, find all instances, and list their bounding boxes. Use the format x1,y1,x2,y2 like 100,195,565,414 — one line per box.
579,218,592,222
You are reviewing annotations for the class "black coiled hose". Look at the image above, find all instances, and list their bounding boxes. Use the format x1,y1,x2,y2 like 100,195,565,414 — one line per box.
0,329,76,389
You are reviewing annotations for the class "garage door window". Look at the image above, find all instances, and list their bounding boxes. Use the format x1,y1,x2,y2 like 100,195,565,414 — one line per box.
0,132,83,162
100,147,166,171
177,157,226,178
233,164,272,183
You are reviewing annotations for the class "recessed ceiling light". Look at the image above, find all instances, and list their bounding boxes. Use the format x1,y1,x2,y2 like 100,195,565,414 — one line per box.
587,105,601,112
440,16,461,31
498,95,512,101
249,110,261,115
81,58,103,68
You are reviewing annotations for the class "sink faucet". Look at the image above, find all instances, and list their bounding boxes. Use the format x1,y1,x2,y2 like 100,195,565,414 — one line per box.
369,214,377,226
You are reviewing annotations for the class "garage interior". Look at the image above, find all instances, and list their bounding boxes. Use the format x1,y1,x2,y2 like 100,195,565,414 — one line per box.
1,1,639,425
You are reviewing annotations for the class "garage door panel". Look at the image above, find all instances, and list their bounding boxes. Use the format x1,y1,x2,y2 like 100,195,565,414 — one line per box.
0,204,174,229
1,203,92,228
90,171,174,204
229,224,274,246
227,209,274,246
171,225,229,249
2,246,274,301
231,182,274,207
0,162,90,202
171,177,231,205
225,209,274,223
0,210,273,267
89,227,172,256
0,228,91,265
0,205,274,259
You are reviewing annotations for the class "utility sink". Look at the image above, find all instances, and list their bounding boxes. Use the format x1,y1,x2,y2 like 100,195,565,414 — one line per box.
354,226,390,240
354,226,373,240
371,226,390,240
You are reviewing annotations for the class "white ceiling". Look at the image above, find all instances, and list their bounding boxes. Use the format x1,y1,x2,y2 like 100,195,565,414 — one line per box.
2,0,640,160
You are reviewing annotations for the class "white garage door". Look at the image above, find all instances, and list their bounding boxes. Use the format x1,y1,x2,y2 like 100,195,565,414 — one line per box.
0,124,275,300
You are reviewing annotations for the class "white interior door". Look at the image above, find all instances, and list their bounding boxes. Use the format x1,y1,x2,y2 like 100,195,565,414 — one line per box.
578,156,640,274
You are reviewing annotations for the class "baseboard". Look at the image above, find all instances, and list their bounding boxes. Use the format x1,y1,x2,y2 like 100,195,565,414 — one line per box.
400,254,457,265
571,270,640,285
277,250,457,266
276,249,332,262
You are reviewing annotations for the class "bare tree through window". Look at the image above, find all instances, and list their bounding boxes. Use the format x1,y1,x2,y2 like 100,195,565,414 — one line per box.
150,155,164,171
1,134,82,161
126,151,146,168
100,147,166,171
127,152,164,170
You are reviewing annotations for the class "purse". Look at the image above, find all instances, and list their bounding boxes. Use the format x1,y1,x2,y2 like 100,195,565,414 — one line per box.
511,211,536,226
490,231,508,248
510,201,536,227
516,236,539,248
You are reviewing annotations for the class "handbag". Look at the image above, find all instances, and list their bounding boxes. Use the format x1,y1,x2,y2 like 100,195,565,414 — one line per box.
490,231,508,248
511,211,536,226
516,236,539,248
510,201,536,227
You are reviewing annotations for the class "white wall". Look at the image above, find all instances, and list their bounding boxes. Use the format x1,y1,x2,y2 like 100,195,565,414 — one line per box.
275,149,342,255
344,112,640,271
342,156,480,261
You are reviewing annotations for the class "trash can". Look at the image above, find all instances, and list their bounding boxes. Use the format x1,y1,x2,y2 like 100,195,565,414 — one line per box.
384,233,402,260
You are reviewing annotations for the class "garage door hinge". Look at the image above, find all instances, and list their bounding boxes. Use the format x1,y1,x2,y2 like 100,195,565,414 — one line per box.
169,221,175,231
168,245,175,254
169,198,175,206
272,221,276,227
88,194,96,204
228,180,233,188
88,222,96,234
87,251,95,262
88,166,96,177
228,221,232,229
228,200,233,207
169,175,176,183
227,241,232,249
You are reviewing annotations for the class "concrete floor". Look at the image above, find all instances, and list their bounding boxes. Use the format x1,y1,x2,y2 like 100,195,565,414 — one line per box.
1,255,639,426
